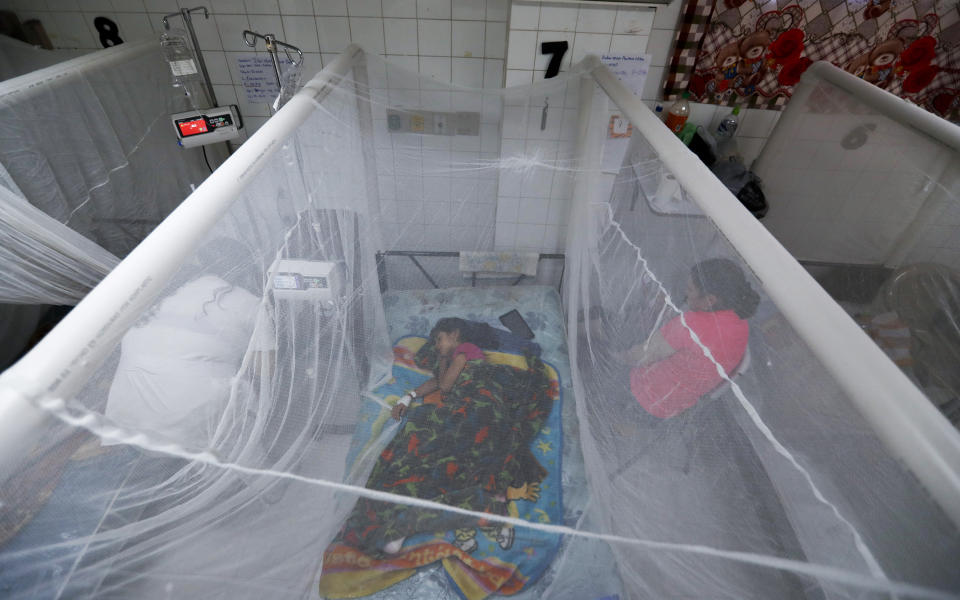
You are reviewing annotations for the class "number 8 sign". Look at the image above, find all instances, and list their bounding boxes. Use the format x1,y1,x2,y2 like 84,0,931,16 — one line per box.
94,16,124,48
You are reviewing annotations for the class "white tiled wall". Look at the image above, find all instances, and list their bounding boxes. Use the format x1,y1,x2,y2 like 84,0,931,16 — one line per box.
6,0,510,139
498,0,668,252
367,62,504,254
496,0,782,252
503,0,663,88
496,80,580,252
8,0,784,256
682,101,780,169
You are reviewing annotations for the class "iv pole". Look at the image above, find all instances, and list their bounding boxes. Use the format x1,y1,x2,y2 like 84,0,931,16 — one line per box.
242,30,304,112
162,6,218,108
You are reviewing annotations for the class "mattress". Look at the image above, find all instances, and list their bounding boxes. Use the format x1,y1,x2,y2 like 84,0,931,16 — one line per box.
335,285,623,600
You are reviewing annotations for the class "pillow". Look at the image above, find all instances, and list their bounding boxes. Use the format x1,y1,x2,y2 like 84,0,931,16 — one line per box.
413,319,541,371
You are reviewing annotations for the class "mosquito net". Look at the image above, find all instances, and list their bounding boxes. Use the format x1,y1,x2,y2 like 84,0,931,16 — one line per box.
0,37,211,263
0,35,83,82
0,37,213,368
0,48,958,600
0,185,119,305
755,63,960,429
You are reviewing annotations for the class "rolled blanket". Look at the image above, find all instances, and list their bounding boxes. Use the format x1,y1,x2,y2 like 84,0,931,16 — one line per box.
459,251,539,278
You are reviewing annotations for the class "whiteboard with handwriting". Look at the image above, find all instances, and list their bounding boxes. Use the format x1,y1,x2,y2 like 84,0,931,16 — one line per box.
600,54,652,97
234,53,294,103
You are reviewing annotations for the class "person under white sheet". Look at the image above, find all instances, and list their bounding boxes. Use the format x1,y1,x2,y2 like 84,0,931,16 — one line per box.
105,240,274,450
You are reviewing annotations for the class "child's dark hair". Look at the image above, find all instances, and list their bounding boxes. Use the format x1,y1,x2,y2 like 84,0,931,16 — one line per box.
690,258,760,319
430,317,500,349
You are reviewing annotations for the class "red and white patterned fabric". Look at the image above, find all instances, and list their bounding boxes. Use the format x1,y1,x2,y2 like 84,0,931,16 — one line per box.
663,0,960,122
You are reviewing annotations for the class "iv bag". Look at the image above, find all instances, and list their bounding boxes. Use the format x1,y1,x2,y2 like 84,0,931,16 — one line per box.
160,30,200,85
160,30,210,112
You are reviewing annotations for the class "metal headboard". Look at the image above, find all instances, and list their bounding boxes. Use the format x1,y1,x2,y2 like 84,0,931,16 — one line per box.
375,250,565,293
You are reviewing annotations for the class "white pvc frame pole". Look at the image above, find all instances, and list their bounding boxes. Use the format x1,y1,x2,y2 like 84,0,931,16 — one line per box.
0,45,364,477
347,50,380,382
564,75,602,342
352,52,383,222
587,56,960,527
0,39,156,101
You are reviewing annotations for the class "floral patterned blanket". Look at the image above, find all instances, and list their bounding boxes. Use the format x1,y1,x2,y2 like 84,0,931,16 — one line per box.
318,336,564,600
664,0,960,122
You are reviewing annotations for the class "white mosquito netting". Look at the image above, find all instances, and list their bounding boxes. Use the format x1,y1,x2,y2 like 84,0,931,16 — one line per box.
0,36,211,289
0,36,212,367
0,47,958,600
0,35,83,82
755,62,960,429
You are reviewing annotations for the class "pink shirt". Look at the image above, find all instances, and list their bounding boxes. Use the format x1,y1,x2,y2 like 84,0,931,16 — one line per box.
630,310,749,419
453,342,485,361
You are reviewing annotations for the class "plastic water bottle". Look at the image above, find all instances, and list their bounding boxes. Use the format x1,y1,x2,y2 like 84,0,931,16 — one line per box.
716,106,741,139
665,91,691,134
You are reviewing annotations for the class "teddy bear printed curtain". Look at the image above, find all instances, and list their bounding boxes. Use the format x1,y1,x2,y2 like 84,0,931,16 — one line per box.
664,0,960,122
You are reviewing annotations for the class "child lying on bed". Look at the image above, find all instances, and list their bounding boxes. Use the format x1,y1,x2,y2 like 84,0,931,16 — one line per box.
333,317,553,557
388,317,541,552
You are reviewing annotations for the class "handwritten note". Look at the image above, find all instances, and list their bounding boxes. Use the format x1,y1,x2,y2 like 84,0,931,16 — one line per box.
234,53,294,103
600,53,651,97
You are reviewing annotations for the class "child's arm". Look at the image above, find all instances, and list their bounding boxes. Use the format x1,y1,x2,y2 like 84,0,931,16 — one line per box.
623,331,675,367
393,378,436,420
436,353,468,393
392,354,468,420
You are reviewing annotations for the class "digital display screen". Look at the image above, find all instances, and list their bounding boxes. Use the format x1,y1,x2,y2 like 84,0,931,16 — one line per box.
177,118,208,137
176,113,233,137
273,274,301,290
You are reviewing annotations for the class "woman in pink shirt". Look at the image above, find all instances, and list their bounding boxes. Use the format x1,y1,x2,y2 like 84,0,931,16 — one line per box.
620,258,759,419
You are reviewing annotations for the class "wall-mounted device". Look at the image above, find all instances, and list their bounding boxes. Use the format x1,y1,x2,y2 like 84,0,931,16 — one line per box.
386,109,480,137
268,259,343,306
171,105,242,147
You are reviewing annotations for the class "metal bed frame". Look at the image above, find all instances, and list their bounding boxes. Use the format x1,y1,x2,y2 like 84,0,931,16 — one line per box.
375,250,565,293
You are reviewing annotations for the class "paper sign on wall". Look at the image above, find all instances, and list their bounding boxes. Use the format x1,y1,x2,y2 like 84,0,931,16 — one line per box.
600,54,651,97
234,53,293,103
609,115,631,138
